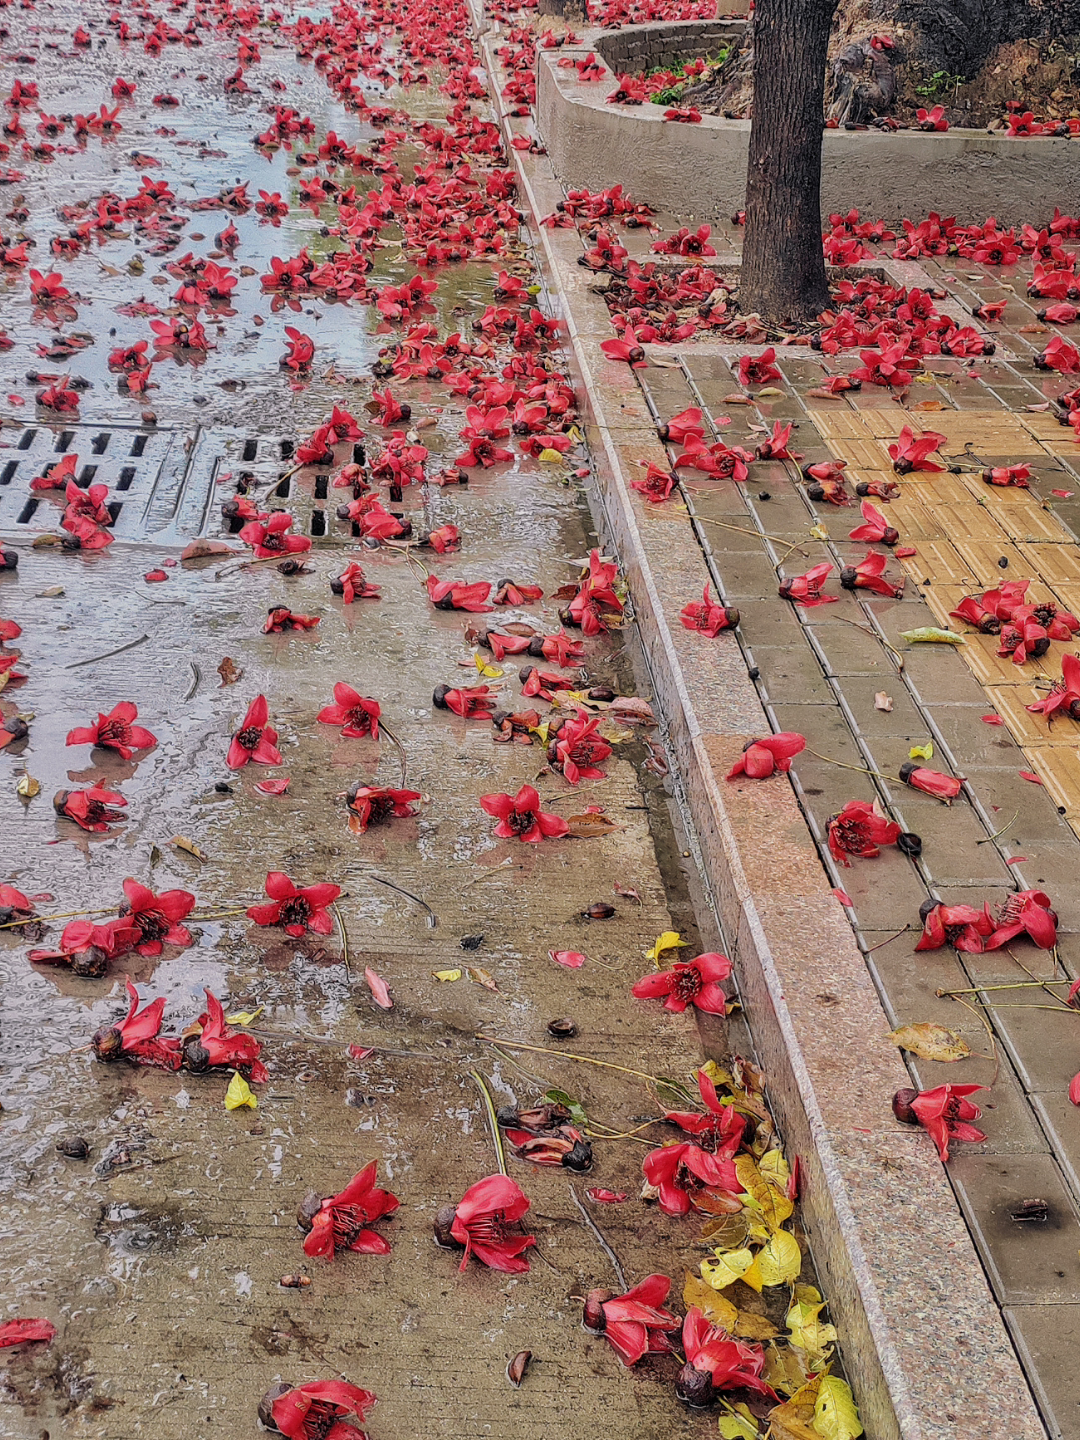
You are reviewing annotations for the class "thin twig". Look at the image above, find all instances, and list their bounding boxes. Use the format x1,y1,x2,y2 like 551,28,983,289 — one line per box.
469,1069,507,1177
569,1184,627,1289
332,901,350,974
684,510,808,558
363,872,437,928
937,981,1066,997
837,614,906,673
864,925,912,952
944,992,1000,1087
184,661,201,702
805,747,903,786
1005,946,1073,1011
0,906,112,931
379,719,409,787
65,634,149,669
477,1035,661,1083
976,811,1017,845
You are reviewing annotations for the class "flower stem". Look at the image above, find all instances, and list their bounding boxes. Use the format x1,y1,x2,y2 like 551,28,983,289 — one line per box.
804,748,903,785
0,907,112,931
331,902,350,974
568,1183,627,1290
469,1068,508,1176
476,1034,661,1083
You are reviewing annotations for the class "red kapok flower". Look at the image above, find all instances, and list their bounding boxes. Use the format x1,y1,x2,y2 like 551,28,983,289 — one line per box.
263,607,320,633
433,683,496,718
888,424,946,473
848,499,899,546
118,877,195,956
299,1160,400,1259
581,1274,680,1366
0,1320,56,1349
642,1141,740,1216
183,989,268,1083
1027,653,1080,722
426,576,493,613
317,683,380,739
227,694,282,768
677,1307,775,1404
247,870,342,938
664,1069,748,1151
897,1084,986,1162
827,800,902,865
480,783,568,842
90,979,182,1070
346,784,422,833
899,763,962,801
680,583,739,636
630,462,676,504
238,511,312,558
53,783,127,832
551,708,612,784
839,551,904,598
440,1174,535,1272
985,888,1058,950
631,951,732,1015
66,701,157,760
332,562,380,603
915,900,995,952
727,732,805,779
778,561,835,606
260,1381,377,1440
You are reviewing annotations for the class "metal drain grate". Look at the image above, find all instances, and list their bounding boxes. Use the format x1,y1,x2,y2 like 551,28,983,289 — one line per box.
0,423,190,544
182,431,372,547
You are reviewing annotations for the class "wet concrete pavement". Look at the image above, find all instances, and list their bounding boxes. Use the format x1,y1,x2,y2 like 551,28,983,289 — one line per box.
0,4,740,1437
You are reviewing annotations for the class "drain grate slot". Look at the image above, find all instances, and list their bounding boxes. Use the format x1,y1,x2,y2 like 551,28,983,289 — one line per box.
106,501,123,524
90,433,110,455
78,465,98,487
15,498,38,525
280,440,294,460
314,474,328,500
117,467,136,490
16,430,35,450
54,430,74,453
129,435,148,457
242,438,258,461
0,462,17,485
310,508,326,536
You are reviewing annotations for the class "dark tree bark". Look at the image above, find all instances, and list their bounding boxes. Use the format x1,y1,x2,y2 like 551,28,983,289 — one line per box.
739,0,839,328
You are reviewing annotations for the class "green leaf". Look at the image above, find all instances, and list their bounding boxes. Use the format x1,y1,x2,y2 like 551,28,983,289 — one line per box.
813,1377,863,1440
544,1087,588,1127
900,627,966,646
719,1412,761,1439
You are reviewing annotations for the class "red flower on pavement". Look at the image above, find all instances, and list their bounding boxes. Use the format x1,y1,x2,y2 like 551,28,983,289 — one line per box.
674,436,751,481
90,979,182,1070
658,406,704,444
986,888,1057,950
582,1274,680,1366
317,683,380,739
677,1308,775,1405
600,330,646,367
664,1069,748,1153
642,1140,740,1216
848,499,899,546
727,731,805,780
828,800,901,865
0,884,32,924
888,425,946,473
227,694,282,769
437,1174,535,1273
433,683,497,717
900,763,962,801
0,1320,55,1348
346,784,422,833
950,595,1001,634
299,1161,400,1259
492,579,544,606
29,917,136,977
263,607,320,633
737,347,781,387
426,575,493,612
630,462,676,504
66,701,157,760
631,951,731,1015
238,511,312,558
551,708,612,784
282,327,313,370
480,783,569,842
1028,653,1080,722
915,104,948,130
680,583,739,636
119,877,195,956
840,551,904,598
982,464,1031,488
755,420,796,460
332,562,380,603
259,1381,377,1440
1036,335,1080,373
915,900,994,952
183,989,268,1083
247,871,342,938
421,524,460,554
895,1084,985,1162
778,561,835,606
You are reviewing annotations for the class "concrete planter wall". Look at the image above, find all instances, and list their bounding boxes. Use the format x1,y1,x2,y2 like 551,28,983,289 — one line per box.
535,20,1080,225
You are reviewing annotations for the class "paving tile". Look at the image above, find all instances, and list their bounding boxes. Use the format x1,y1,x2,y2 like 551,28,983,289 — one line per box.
838,675,929,738
750,645,833,706
948,1154,1080,1305
984,1000,1080,1095
927,704,1030,766
707,547,784,599
1006,1304,1080,1440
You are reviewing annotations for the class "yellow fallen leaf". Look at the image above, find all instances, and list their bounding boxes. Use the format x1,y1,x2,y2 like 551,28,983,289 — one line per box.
530,721,550,745
749,1229,802,1288
646,930,686,964
735,1154,794,1232
683,1271,737,1330
765,1347,817,1403
909,741,934,760
467,965,498,991
567,424,584,443
700,1211,750,1249
224,1072,257,1110
813,1376,863,1440
768,1374,823,1438
225,1007,264,1026
755,386,785,396
432,968,462,982
787,1297,838,1362
809,523,829,540
474,653,503,679
733,1310,780,1340
701,1246,755,1290
759,1148,791,1190
887,1022,970,1062
538,448,564,462
15,773,40,799
719,1412,760,1439
171,834,207,861
900,627,966,645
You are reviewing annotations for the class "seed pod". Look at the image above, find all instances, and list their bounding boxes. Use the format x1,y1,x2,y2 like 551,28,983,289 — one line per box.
506,1350,531,1387
896,831,923,857
582,902,616,920
181,1035,211,1074
56,1135,89,1159
296,1189,323,1233
586,686,616,702
675,1362,715,1407
70,945,108,978
433,1203,460,1249
258,1382,292,1431
892,1087,919,1125
582,1287,612,1332
279,1274,311,1289
547,1017,577,1038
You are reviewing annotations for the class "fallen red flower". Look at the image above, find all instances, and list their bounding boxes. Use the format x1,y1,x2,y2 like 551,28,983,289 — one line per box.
183,989,268,1084
317,683,380,739
259,1380,377,1440
436,1173,535,1273
828,800,901,865
680,583,739,636
582,1274,680,1366
848,499,899,546
492,579,544,605
677,1307,775,1404
631,951,731,1015
433,683,496,717
119,877,195,956
247,871,341,938
263,606,320,633
915,899,995,952
778,561,835,606
642,1140,740,1216
480,783,568,842
331,562,380,603
239,511,312,558
90,979,181,1070
1028,653,1080,722
840,551,904,598
29,917,136,977
985,888,1057,950
664,1069,748,1154
426,575,493,612
888,424,946,473
0,1319,55,1348
737,346,781,387
895,1083,986,1162
630,461,676,503
299,1160,400,1258
345,784,422,833
900,763,962,801
66,701,157,760
727,731,805,779
227,694,282,768
550,708,612,783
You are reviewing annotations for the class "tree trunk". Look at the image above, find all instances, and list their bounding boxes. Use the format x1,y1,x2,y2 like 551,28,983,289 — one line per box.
740,0,839,328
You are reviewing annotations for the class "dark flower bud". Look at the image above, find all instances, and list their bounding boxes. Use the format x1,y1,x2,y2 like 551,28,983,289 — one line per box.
892,1087,919,1125
582,1287,612,1332
277,557,306,576
330,576,345,595
676,1362,715,1407
433,1203,460,1250
61,535,82,550
90,1023,124,1061
918,897,939,923
526,636,546,657
296,1189,323,1233
432,685,452,709
0,548,18,570
336,504,353,520
896,831,923,857
71,945,109,978
564,1139,593,1172
586,686,616,702
258,1382,292,1431
839,566,858,590
181,1035,210,1074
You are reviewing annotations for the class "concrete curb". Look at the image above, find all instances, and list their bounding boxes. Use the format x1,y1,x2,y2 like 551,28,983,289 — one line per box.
535,22,1080,225
474,10,1051,1439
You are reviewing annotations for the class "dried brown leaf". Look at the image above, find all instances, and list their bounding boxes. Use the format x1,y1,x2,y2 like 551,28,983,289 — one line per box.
467,965,499,992
683,1272,738,1330
874,691,893,712
566,812,619,839
887,1021,971,1062
217,657,242,686
171,834,207,862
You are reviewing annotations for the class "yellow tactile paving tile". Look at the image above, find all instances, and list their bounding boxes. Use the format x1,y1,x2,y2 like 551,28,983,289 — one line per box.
887,499,948,542
983,501,1072,544
952,540,1027,585
819,437,893,470
1046,584,1080,617
1023,744,1080,818
895,539,968,585
804,410,872,440
919,584,972,628
959,635,1057,687
983,684,1069,746
1019,542,1080,586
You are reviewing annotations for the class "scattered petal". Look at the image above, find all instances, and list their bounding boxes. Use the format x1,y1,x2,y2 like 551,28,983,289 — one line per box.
364,967,393,1009
549,949,586,968
224,1072,257,1110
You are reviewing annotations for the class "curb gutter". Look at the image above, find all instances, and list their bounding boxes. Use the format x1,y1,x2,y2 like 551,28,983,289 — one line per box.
473,8,1051,1439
